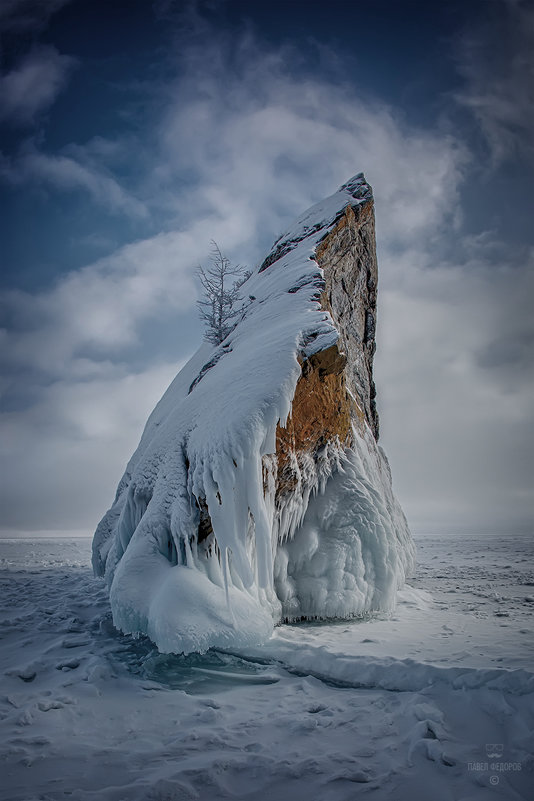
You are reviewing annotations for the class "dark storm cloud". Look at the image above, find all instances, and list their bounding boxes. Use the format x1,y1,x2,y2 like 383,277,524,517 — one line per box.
0,45,75,126
0,0,72,33
448,236,534,389
455,0,534,164
476,332,534,377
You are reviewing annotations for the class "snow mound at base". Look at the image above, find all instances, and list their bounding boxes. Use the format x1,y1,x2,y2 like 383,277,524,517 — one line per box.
276,429,410,622
102,422,412,655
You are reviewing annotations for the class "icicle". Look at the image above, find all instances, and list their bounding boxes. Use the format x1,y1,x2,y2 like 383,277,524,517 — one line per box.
184,535,194,568
222,546,233,620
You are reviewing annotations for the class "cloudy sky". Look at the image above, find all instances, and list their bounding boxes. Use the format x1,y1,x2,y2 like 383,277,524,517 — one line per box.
0,0,532,537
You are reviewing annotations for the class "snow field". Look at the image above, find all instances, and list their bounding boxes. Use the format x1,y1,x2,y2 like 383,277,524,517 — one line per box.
1,534,532,800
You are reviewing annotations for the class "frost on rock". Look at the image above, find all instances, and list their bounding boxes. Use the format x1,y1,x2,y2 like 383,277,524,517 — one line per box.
92,173,416,654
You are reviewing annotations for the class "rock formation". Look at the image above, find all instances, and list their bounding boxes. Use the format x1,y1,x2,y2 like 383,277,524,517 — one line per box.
92,174,415,654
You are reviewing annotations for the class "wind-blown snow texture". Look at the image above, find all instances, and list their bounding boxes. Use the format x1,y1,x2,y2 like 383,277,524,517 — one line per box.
92,174,415,654
3,534,533,801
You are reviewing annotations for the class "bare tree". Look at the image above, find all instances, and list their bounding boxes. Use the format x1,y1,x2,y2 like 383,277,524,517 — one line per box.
196,242,250,345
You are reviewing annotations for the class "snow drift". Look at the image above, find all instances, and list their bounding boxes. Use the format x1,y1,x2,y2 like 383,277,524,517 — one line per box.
92,173,415,654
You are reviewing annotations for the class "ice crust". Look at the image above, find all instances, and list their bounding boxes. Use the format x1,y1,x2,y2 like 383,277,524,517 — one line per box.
275,432,411,622
92,174,415,654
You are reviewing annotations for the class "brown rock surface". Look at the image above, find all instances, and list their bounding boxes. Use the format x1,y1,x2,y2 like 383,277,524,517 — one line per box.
273,196,379,506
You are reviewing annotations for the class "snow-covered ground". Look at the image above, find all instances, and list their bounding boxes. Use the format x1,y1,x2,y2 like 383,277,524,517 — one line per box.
1,533,532,800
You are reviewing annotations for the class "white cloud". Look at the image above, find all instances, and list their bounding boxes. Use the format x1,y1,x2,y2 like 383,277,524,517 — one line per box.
0,46,75,125
0,145,149,218
157,41,466,253
20,150,149,217
1,228,203,377
375,242,534,534
1,36,467,378
0,361,181,534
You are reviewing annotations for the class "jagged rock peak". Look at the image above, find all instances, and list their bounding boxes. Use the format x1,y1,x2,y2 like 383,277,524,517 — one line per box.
259,172,372,274
92,173,414,655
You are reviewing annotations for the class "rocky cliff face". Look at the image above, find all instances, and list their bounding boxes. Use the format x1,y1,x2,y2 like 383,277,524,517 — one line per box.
92,174,415,654
318,192,379,439
267,177,379,532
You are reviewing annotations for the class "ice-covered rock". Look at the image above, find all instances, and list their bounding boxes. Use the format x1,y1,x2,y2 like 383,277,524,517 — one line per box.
92,173,415,653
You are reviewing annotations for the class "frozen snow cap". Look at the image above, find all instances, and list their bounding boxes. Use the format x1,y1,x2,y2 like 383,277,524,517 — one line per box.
260,172,373,274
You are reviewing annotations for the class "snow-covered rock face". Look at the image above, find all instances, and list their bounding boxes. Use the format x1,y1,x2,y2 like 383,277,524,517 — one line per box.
92,173,415,654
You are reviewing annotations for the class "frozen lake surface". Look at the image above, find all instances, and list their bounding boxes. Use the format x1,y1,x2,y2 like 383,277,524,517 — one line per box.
1,533,533,800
